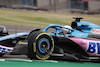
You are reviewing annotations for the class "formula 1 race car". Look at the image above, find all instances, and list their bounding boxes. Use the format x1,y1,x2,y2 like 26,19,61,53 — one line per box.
0,24,100,62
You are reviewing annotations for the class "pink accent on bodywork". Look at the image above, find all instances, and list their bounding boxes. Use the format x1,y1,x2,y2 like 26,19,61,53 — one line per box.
69,38,100,57
69,38,87,51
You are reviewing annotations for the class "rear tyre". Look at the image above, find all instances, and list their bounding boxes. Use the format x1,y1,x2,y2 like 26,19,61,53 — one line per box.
27,31,54,60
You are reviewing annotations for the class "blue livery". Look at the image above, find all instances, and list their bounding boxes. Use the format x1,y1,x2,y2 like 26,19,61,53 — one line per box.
43,24,89,38
0,32,29,41
77,21,100,33
71,17,100,34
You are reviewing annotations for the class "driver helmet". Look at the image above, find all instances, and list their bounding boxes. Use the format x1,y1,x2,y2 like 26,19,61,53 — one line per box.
61,25,72,34
63,25,73,29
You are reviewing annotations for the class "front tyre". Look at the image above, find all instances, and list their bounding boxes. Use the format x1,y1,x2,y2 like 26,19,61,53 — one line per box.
27,31,54,60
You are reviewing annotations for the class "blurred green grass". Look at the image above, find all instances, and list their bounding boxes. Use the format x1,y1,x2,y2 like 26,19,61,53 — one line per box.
0,9,100,28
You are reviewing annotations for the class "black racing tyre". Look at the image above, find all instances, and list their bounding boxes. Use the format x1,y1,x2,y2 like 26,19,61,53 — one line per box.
27,31,54,60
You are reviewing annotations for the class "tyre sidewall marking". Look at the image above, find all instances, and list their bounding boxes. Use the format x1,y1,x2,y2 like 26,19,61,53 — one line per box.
33,42,36,52
36,33,50,40
36,55,50,60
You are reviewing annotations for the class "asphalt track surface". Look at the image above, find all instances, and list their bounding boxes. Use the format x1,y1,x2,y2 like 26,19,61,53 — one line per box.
0,25,100,67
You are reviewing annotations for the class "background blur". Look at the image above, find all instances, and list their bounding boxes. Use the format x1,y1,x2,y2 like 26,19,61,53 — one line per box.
0,0,100,29
0,0,100,14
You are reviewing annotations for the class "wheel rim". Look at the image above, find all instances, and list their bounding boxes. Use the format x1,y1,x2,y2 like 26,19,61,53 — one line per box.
38,38,50,54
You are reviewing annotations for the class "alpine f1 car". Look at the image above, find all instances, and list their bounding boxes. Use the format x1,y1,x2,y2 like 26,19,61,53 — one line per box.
0,23,100,61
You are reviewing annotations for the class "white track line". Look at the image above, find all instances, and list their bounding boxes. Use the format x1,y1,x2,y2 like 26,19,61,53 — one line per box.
0,58,58,63
33,60,58,63
43,60,58,63
5,58,32,62
0,59,5,61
